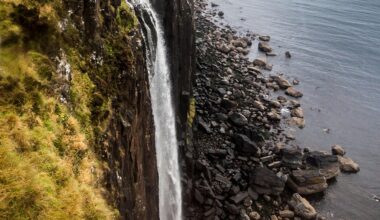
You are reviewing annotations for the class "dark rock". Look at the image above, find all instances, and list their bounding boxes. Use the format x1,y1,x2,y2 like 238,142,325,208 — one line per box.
282,147,303,169
195,188,205,204
229,112,248,126
287,169,328,195
258,42,272,52
249,167,285,195
306,151,340,179
221,99,238,109
218,11,224,17
285,51,291,58
198,117,212,133
253,56,267,67
225,202,240,215
232,134,259,155
273,76,292,89
230,191,249,204
248,187,259,200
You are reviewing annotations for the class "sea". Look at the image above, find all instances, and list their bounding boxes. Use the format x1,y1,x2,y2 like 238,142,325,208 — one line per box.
209,0,380,219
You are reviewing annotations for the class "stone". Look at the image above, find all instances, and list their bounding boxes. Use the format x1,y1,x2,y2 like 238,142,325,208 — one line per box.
338,156,360,173
270,215,278,220
225,202,240,215
273,76,292,89
279,210,294,218
288,193,317,219
285,51,291,58
198,117,212,133
306,151,340,179
230,191,249,204
258,42,272,52
240,209,251,220
221,99,238,109
287,169,328,195
231,39,248,48
232,134,259,155
259,35,270,41
331,145,345,156
288,117,305,128
291,107,304,118
218,11,224,17
248,211,261,220
250,167,285,195
268,111,281,121
248,187,259,200
194,189,205,204
253,100,265,111
282,147,303,169
253,56,267,67
218,44,231,53
248,66,262,74
285,87,303,98
229,113,248,126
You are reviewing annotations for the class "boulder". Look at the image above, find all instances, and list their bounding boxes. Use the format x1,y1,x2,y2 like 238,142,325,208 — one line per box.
221,99,238,109
331,145,345,156
273,76,292,89
232,134,259,155
291,107,304,118
279,210,294,218
285,87,303,98
306,151,340,179
229,112,248,126
287,169,328,195
259,35,270,41
253,56,267,67
288,193,317,219
288,117,305,128
258,42,272,52
282,147,303,169
285,51,292,58
230,191,249,204
249,167,285,195
338,156,360,173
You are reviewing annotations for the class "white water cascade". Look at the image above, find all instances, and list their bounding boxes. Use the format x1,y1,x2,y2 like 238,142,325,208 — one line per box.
131,0,182,219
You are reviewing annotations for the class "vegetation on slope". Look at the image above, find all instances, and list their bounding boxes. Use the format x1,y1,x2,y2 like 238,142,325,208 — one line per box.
0,0,138,218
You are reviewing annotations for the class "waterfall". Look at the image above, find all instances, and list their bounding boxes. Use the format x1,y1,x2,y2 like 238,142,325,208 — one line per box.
132,1,182,219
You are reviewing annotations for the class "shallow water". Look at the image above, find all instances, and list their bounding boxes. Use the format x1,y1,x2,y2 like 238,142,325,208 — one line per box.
210,0,380,219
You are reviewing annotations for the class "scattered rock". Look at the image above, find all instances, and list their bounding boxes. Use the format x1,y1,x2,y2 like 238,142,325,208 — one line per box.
230,191,249,204
288,117,305,128
288,193,317,219
253,101,266,111
250,167,285,195
282,147,303,169
232,134,259,155
285,51,292,58
306,151,340,179
331,145,345,156
285,87,303,98
259,35,271,41
291,107,304,118
248,211,261,220
258,42,272,52
279,210,294,218
287,169,328,195
338,156,360,173
273,76,292,89
229,112,248,126
253,56,267,67
218,11,224,17
218,44,231,53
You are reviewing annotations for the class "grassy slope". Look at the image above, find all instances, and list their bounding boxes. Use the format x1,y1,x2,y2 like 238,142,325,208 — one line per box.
0,0,137,219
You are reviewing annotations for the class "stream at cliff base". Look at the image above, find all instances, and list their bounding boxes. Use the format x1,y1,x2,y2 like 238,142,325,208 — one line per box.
210,0,380,219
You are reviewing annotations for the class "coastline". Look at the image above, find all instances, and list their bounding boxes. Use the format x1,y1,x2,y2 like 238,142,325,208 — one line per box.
182,0,360,219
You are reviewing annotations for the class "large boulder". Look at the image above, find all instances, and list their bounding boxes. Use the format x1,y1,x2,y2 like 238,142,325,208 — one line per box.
282,147,303,169
232,134,260,155
288,193,317,219
250,167,285,195
287,169,328,195
306,151,340,179
338,156,360,173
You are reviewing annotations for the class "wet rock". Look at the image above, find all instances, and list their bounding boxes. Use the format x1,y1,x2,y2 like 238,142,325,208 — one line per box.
253,56,267,67
232,134,259,155
285,87,303,98
338,156,360,173
258,42,272,53
268,111,281,121
231,39,248,48
250,167,285,195
287,169,328,195
248,66,262,74
259,35,271,41
279,210,295,218
229,112,248,126
306,151,340,179
266,52,277,56
282,147,303,169
273,76,292,89
211,2,219,7
285,51,292,58
218,11,224,17
289,100,301,108
288,193,317,219
288,117,305,128
291,107,304,118
331,145,345,156
248,211,261,220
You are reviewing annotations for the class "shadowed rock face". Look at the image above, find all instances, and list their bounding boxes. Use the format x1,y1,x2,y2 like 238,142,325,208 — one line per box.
63,0,159,219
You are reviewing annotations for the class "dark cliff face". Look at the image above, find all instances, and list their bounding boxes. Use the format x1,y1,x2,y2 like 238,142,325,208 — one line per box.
64,0,159,219
151,0,195,139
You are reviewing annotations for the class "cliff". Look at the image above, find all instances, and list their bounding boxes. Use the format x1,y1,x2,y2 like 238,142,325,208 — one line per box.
0,0,157,219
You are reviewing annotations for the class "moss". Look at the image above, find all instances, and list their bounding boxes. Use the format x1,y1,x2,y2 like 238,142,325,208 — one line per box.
116,0,138,31
187,97,196,126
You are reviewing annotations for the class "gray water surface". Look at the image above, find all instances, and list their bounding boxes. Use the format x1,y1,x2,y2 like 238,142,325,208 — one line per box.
211,0,380,219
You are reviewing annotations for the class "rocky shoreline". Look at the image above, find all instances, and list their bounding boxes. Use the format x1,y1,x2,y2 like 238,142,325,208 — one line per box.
182,0,360,219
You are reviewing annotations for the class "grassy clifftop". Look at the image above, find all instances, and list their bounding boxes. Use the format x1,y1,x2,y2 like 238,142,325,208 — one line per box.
0,0,139,219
